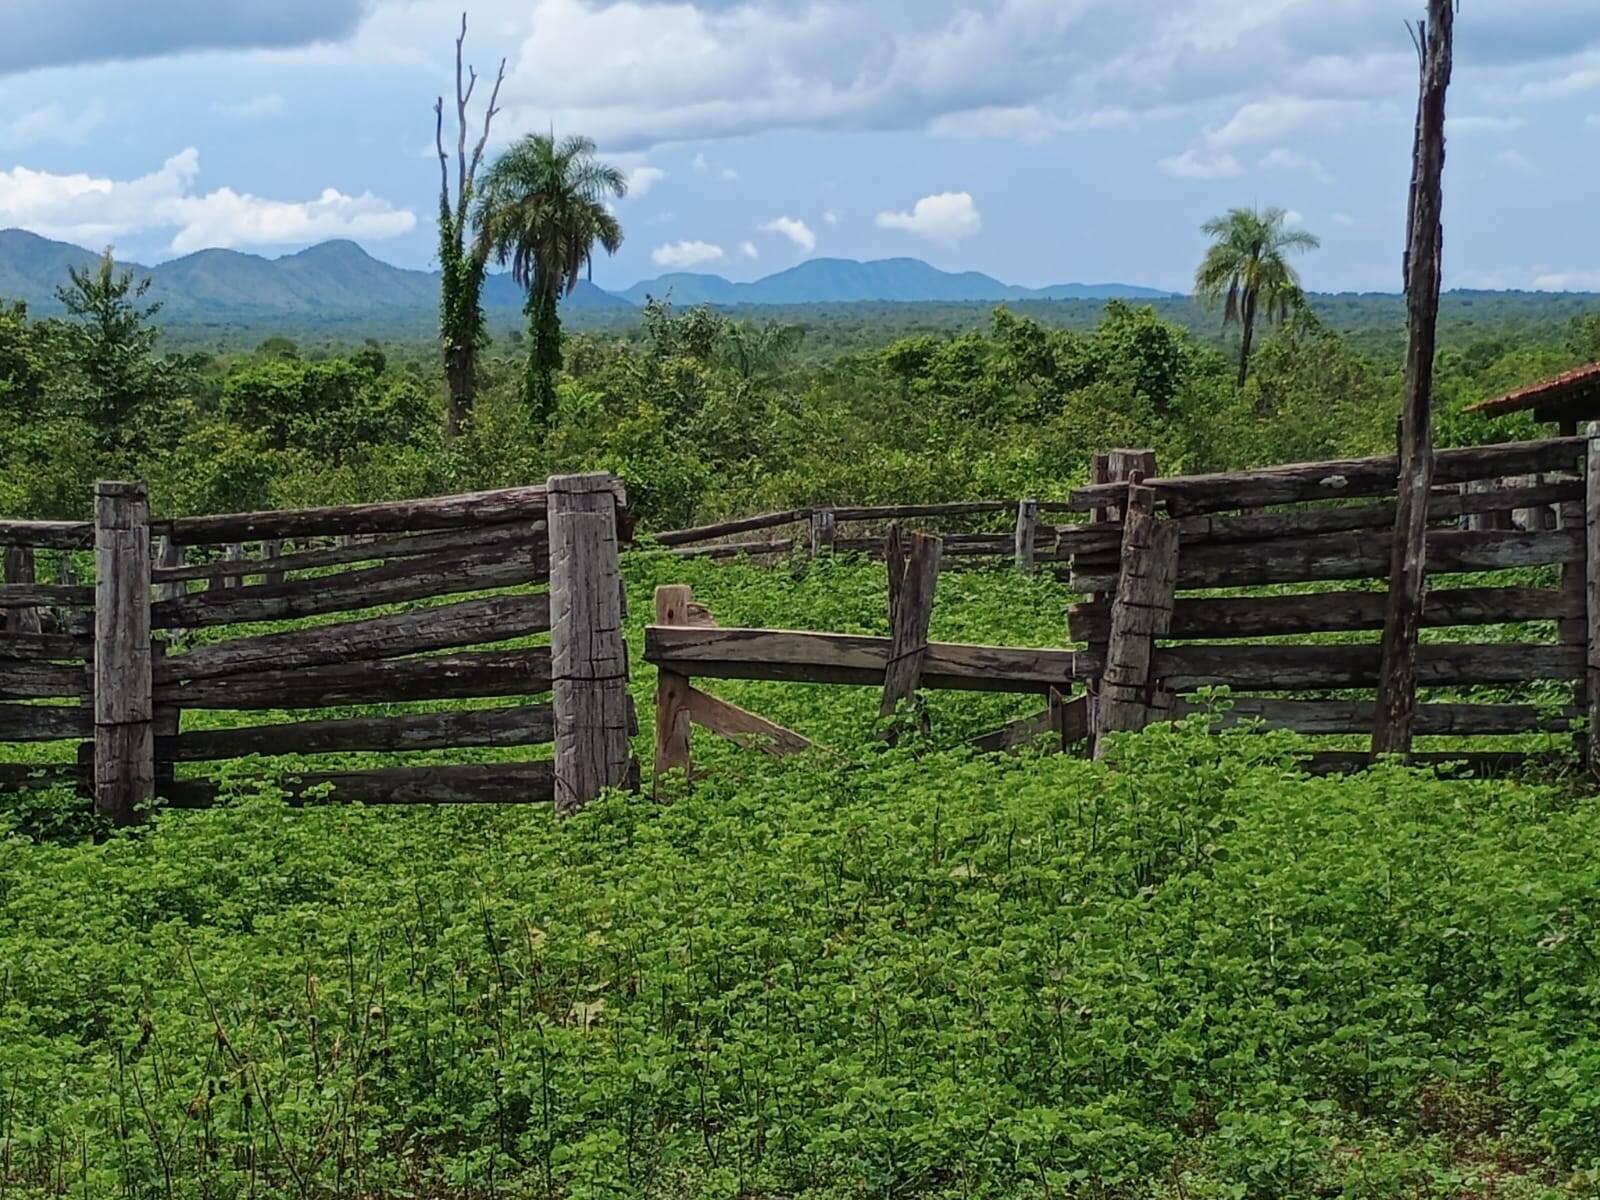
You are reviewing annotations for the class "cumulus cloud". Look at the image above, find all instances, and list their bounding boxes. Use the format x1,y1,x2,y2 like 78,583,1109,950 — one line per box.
214,94,286,118
760,216,816,252
1532,268,1600,291
0,103,107,149
652,239,724,268
1158,148,1242,180
739,240,758,259
822,209,841,225
875,192,980,245
0,0,372,74
1258,147,1333,184
1495,148,1539,174
691,152,739,181
0,148,415,251
624,165,666,198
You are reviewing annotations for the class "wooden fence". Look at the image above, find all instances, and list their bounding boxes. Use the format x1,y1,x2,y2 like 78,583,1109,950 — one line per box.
652,499,1063,572
0,473,637,820
644,434,1597,778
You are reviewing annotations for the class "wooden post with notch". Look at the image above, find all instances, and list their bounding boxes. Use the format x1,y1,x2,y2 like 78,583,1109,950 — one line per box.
881,523,942,721
653,583,694,791
93,481,154,824
1015,498,1038,575
810,508,836,555
1091,480,1179,758
548,473,633,813
1372,0,1452,758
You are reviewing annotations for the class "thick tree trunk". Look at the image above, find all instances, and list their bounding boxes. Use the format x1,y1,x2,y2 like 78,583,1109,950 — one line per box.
525,288,563,427
444,340,475,439
1236,289,1258,388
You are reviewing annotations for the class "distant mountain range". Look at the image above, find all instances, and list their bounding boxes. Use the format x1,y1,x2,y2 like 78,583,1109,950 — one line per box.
0,229,1173,326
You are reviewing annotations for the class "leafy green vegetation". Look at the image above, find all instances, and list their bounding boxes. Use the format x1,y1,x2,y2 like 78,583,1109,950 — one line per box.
3,558,1599,1198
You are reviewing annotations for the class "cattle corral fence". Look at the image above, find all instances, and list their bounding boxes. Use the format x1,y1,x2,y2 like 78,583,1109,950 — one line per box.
1,474,637,821
646,434,1599,778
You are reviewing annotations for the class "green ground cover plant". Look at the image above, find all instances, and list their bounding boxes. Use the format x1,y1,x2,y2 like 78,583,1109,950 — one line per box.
2,557,1599,1198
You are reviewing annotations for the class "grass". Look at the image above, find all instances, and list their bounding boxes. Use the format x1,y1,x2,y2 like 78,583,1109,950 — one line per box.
1,555,1598,1197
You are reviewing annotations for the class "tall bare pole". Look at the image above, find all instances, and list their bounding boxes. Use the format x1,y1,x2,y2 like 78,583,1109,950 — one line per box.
1372,0,1454,757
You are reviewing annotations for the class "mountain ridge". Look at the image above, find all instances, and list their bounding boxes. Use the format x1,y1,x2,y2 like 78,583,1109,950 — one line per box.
0,229,1175,323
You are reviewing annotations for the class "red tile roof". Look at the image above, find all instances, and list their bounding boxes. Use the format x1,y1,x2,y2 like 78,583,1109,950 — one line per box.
1465,361,1600,418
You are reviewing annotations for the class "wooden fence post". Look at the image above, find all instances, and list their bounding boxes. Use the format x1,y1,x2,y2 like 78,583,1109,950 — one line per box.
93,481,153,823
549,473,633,813
1014,498,1038,575
810,508,836,555
653,584,694,791
3,545,41,635
1585,425,1600,778
261,538,284,587
1091,481,1179,757
153,536,183,604
882,524,942,722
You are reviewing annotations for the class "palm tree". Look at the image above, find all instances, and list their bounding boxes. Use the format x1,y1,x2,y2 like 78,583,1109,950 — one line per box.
1194,206,1320,387
474,133,625,421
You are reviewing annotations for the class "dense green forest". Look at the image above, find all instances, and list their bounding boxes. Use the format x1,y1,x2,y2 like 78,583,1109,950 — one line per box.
3,249,1599,529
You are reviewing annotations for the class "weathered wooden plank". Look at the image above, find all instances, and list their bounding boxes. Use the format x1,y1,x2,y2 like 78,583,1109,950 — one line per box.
1015,499,1039,575
1068,437,1585,515
4,547,41,635
548,474,633,813
0,583,94,608
157,592,551,683
1094,483,1179,752
654,509,810,547
0,703,93,741
1069,585,1576,642
0,762,85,790
1070,528,1582,593
94,481,153,823
646,626,1084,692
158,648,552,709
1587,424,1600,777
157,481,615,545
0,660,89,700
150,522,542,583
0,520,93,550
969,691,1089,753
810,509,836,553
882,527,942,718
151,543,547,629
162,761,558,807
1172,697,1574,736
1050,480,1584,558
835,534,1014,558
653,585,695,787
659,538,796,559
165,704,553,761
1301,750,1530,777
685,685,811,756
1072,641,1581,692
831,501,1013,521
0,631,91,660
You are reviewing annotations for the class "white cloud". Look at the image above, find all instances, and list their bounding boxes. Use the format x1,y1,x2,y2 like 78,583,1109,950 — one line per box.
1332,212,1356,227
214,94,285,119
875,191,981,245
822,209,840,225
651,239,724,268
0,148,415,252
738,240,758,259
1206,97,1378,151
1532,269,1600,291
760,215,816,253
624,165,666,198
926,104,1134,142
1158,148,1242,180
0,103,106,149
691,151,738,181
1259,147,1333,184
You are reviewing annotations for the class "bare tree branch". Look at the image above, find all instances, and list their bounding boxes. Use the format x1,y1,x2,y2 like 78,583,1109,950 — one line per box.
434,96,448,201
466,56,507,205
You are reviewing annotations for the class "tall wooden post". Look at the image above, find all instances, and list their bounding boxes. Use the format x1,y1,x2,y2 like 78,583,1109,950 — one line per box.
653,584,694,792
1014,498,1038,575
810,509,836,555
93,481,153,824
1373,0,1452,758
3,545,41,635
881,525,942,721
153,535,183,604
548,473,633,813
1585,425,1600,778
1092,481,1179,757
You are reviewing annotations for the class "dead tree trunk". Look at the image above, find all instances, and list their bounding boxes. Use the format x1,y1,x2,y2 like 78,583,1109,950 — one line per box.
1373,0,1453,758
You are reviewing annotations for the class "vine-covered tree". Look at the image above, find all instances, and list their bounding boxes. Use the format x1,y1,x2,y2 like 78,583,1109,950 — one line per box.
474,133,626,424
433,12,505,439
1194,206,1320,387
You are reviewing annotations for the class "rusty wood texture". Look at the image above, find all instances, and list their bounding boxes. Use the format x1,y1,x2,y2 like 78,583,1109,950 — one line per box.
548,473,633,813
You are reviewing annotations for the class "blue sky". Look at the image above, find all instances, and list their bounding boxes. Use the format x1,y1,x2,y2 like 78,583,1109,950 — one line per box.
0,0,1597,293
